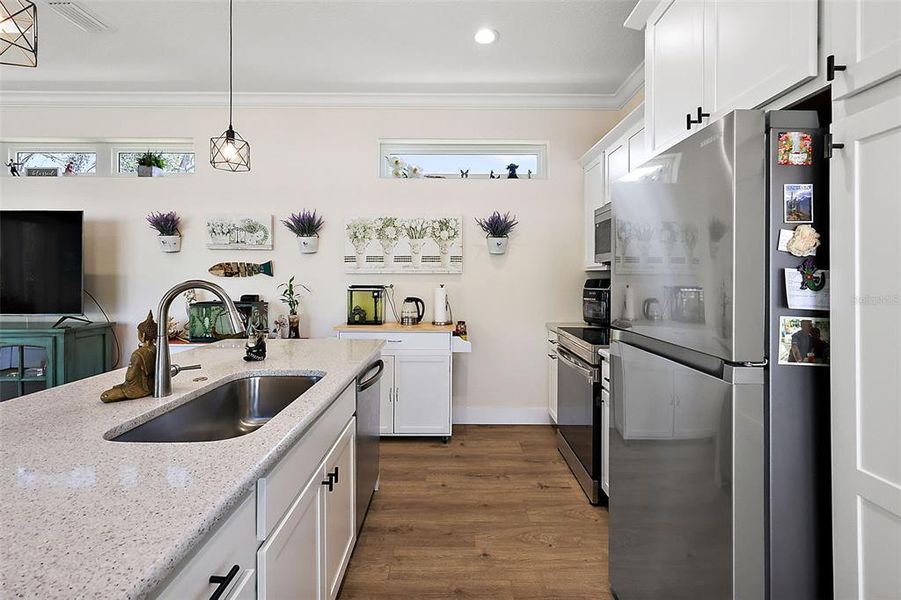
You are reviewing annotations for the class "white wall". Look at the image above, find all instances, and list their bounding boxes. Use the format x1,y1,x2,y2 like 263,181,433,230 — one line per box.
0,104,628,423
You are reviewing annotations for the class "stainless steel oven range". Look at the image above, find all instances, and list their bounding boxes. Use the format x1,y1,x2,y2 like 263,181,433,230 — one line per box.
555,325,610,505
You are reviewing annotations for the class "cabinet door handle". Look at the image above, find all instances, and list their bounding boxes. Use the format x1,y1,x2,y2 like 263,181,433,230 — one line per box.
388,387,393,402
547,353,558,360
696,106,710,122
328,467,339,485
686,113,693,131
321,478,334,492
826,54,846,81
208,564,240,600
395,387,399,402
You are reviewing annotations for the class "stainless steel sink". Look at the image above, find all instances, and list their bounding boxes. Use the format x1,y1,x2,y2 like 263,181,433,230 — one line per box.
111,375,322,443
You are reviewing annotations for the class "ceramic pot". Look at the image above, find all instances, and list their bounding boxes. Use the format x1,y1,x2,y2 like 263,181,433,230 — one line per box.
159,235,182,253
137,165,164,178
297,236,319,254
409,239,425,268
487,237,508,255
288,314,300,339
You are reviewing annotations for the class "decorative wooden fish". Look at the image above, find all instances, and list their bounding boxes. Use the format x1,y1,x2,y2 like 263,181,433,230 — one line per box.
208,260,273,278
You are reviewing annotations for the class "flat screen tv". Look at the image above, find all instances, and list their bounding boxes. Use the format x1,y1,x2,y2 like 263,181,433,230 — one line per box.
0,210,84,315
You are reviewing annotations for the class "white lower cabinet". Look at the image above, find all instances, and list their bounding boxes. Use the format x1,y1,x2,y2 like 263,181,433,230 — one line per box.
155,494,257,600
601,388,610,496
393,354,451,435
323,420,356,600
155,383,361,600
546,330,558,423
258,418,357,600
378,355,395,435
257,471,325,600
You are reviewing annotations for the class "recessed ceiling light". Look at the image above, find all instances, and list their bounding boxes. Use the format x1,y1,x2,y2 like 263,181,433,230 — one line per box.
474,28,498,45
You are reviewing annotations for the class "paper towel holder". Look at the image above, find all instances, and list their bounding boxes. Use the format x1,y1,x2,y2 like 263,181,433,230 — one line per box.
432,283,453,326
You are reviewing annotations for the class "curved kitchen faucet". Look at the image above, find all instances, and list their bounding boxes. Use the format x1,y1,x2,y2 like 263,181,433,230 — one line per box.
154,279,245,398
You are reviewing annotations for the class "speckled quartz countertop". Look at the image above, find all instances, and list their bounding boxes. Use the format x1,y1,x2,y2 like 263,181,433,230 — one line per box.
0,338,383,600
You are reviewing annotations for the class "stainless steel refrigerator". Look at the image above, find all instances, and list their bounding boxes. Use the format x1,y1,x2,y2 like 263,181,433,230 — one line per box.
608,110,832,600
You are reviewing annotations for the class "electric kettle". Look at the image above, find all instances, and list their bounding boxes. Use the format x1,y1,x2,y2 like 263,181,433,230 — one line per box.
401,297,425,325
642,298,662,321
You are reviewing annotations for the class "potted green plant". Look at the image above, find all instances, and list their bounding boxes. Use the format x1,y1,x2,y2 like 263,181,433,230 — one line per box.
136,151,167,177
282,210,325,254
278,276,311,338
475,211,518,255
146,211,182,252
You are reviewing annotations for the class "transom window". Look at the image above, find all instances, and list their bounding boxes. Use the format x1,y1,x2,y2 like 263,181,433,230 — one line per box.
380,141,547,179
16,151,97,176
116,150,196,174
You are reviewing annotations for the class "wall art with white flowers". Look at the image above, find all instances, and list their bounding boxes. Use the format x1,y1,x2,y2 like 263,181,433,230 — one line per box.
205,214,273,250
345,216,463,273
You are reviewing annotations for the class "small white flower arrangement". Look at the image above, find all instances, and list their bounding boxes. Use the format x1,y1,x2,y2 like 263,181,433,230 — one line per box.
346,218,374,252
403,218,432,240
430,217,460,245
374,217,401,245
385,156,423,178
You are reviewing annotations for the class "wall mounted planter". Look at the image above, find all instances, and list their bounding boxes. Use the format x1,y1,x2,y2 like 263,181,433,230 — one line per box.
159,235,182,253
487,237,508,255
297,236,319,254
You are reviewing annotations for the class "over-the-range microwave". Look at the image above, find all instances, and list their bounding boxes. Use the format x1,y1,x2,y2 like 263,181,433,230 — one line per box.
594,204,613,264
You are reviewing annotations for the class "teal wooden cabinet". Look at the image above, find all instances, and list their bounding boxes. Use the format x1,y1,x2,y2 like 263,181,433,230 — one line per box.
0,322,116,401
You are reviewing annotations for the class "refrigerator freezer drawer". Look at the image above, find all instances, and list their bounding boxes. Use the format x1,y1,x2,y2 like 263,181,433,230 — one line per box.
609,340,764,600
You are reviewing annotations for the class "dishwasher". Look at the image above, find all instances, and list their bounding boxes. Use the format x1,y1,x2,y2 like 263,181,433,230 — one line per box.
355,359,383,534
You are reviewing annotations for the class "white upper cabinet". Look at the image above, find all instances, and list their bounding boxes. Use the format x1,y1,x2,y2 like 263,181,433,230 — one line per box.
583,157,605,268
830,0,901,99
704,0,817,119
646,0,706,156
605,142,629,205
645,0,818,157
627,128,647,172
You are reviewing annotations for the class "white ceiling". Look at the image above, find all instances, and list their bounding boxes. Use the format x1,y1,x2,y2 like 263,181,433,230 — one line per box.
0,0,645,107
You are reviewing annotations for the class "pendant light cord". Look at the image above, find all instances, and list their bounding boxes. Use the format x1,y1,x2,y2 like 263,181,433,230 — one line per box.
228,0,233,128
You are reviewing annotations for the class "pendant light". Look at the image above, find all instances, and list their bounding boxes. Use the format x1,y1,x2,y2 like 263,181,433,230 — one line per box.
0,0,38,67
210,0,250,172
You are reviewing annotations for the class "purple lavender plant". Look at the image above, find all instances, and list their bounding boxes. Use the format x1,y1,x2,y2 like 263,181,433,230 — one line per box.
475,211,519,238
282,210,325,237
146,211,180,236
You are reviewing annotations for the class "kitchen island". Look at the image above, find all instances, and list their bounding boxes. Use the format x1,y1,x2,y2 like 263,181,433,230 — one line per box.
0,338,383,599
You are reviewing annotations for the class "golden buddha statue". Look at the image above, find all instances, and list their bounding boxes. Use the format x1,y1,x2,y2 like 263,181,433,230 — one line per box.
101,311,157,403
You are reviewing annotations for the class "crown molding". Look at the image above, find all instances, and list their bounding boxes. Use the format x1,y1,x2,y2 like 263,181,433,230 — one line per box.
0,73,645,111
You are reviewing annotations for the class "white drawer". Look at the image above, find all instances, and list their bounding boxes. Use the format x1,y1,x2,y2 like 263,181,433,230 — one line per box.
155,493,256,600
602,359,610,386
257,382,355,540
339,331,450,351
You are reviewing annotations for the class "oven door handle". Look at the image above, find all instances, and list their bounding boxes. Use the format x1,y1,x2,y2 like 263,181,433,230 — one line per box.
557,348,596,383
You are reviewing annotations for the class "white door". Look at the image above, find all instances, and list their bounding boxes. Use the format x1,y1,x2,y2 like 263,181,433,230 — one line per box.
223,569,256,600
831,0,901,99
379,355,395,435
830,80,901,600
704,0,816,118
645,0,705,156
547,340,558,423
393,354,451,435
257,469,324,600
584,157,604,267
323,420,356,600
605,142,628,204
601,388,610,495
627,128,646,172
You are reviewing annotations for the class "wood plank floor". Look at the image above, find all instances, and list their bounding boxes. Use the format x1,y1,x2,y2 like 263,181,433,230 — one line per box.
338,425,611,600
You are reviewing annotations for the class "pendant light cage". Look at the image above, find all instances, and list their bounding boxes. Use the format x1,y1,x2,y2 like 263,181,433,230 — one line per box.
0,0,38,67
210,0,250,172
210,127,251,172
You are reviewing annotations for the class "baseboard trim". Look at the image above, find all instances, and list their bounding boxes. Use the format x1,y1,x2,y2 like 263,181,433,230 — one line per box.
453,406,552,425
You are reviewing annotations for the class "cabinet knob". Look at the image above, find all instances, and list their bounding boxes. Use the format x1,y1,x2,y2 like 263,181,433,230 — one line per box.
826,54,847,81
208,564,240,600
